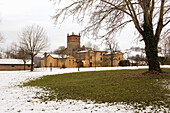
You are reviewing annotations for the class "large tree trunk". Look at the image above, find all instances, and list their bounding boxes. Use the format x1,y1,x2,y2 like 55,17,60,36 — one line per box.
31,55,34,71
143,25,161,73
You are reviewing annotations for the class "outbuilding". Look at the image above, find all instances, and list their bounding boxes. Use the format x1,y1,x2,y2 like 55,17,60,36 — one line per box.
0,59,32,71
41,54,77,68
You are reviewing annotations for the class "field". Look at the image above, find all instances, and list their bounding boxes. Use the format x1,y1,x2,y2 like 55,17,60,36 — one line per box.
23,68,170,112
0,66,169,113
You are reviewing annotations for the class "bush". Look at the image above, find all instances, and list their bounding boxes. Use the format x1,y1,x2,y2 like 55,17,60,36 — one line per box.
119,60,130,66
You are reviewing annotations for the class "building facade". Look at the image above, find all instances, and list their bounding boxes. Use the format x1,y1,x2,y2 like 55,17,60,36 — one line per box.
0,59,32,71
103,52,124,67
41,54,77,68
41,33,124,68
77,50,107,67
64,33,81,56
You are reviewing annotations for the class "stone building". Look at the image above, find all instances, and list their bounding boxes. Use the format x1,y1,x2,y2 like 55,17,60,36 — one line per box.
77,50,107,67
64,32,81,56
0,59,32,71
41,32,124,68
41,54,77,68
103,52,124,67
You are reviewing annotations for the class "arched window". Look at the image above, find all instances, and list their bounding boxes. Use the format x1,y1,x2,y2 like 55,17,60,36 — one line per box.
69,60,71,65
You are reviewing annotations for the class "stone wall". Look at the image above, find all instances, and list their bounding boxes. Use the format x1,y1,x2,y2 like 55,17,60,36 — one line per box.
66,33,80,55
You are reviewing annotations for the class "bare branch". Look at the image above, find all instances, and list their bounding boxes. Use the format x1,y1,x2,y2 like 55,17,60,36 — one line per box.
150,0,155,20
163,20,170,27
101,0,131,16
0,33,4,42
124,0,143,34
52,0,170,72
155,0,165,39
19,25,49,71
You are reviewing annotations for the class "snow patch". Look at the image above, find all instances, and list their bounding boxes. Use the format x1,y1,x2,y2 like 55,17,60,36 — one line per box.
0,66,169,112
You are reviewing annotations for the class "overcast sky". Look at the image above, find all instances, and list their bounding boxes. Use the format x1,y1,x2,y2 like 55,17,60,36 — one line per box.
0,0,144,52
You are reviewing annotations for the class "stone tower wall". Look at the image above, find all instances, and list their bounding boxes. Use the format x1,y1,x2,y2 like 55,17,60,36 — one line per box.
66,33,80,55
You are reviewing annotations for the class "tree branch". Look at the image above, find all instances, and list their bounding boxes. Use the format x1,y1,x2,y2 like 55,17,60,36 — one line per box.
124,0,143,34
163,20,170,27
101,0,131,16
155,0,165,40
150,0,155,20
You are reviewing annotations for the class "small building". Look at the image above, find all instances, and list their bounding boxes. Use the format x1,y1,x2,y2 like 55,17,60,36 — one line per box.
77,50,107,67
41,54,77,68
103,52,124,67
0,59,32,71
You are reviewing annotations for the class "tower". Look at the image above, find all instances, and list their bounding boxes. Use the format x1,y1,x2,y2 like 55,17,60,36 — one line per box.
67,32,80,55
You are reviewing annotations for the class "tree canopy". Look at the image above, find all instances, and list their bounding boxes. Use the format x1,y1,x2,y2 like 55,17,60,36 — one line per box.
53,0,169,39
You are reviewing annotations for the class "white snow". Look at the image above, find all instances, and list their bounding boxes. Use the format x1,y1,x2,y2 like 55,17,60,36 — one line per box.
49,54,70,59
77,50,88,53
0,59,32,64
0,66,170,113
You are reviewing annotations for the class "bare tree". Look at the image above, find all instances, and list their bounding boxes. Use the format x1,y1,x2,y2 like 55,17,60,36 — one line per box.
0,33,5,52
0,33,4,42
18,49,29,69
55,46,67,68
17,47,30,70
85,41,92,50
105,38,119,66
19,25,49,71
4,42,18,59
85,42,99,67
53,0,170,73
9,42,19,59
92,44,99,51
4,41,30,70
54,46,66,54
160,36,170,64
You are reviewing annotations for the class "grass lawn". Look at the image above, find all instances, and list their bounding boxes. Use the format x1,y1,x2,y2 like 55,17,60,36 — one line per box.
23,69,170,109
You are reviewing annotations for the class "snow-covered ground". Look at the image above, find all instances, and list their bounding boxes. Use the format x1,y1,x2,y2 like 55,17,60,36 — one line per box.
0,66,169,113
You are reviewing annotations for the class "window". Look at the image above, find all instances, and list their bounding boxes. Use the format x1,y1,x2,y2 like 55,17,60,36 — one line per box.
69,60,71,65
100,57,102,61
27,65,30,67
11,65,15,67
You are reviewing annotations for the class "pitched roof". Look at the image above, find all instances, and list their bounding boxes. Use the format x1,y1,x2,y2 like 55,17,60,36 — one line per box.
49,54,70,59
0,59,32,65
77,50,107,54
77,50,88,53
104,51,123,55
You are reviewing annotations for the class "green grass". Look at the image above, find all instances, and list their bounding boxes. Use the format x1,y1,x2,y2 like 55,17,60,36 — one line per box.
23,69,170,109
